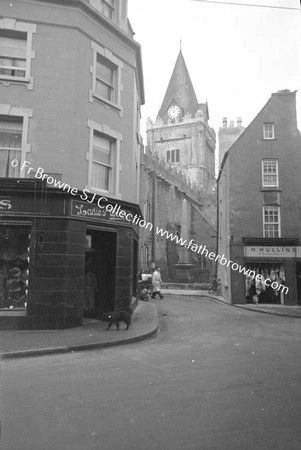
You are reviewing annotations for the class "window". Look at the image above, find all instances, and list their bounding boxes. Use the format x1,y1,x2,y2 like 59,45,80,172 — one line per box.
262,160,279,188
0,19,36,89
0,106,32,177
95,55,116,102
263,206,280,238
90,0,116,21
92,132,113,191
0,116,22,177
263,123,275,140
167,149,180,163
90,41,123,112
0,225,30,311
0,30,26,78
87,119,122,197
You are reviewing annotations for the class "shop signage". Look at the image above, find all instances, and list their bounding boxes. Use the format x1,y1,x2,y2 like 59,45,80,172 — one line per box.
70,200,138,230
0,199,12,210
245,246,298,258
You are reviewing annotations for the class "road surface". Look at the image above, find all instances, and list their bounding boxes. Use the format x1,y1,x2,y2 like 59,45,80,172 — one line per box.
1,295,301,449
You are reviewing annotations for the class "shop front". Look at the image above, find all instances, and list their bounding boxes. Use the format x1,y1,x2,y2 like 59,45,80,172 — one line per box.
243,239,301,306
0,179,140,329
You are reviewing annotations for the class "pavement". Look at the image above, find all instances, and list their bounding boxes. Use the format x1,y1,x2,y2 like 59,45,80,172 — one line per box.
1,290,300,360
161,289,301,318
0,301,158,360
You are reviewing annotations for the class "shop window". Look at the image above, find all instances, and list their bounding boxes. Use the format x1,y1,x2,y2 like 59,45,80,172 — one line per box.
263,206,280,238
0,116,22,177
245,263,287,304
90,41,123,112
0,225,30,310
87,119,122,197
263,122,275,140
262,160,279,188
0,19,36,89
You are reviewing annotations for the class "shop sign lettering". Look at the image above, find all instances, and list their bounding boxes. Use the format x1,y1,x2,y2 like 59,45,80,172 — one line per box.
245,246,298,258
0,199,12,210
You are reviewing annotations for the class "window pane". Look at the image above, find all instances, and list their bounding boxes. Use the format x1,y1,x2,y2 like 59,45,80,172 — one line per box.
0,129,22,149
166,150,170,162
96,58,113,85
0,149,21,177
96,79,113,101
0,31,27,78
92,162,110,190
176,149,180,162
0,225,30,309
171,149,175,163
93,133,111,165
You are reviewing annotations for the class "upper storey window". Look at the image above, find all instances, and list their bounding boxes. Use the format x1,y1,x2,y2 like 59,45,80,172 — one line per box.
263,122,275,140
0,116,22,177
90,41,123,113
0,19,36,90
262,160,279,188
96,55,116,102
90,0,116,21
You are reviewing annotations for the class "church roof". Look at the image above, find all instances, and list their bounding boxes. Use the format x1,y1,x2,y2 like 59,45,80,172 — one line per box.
157,50,199,120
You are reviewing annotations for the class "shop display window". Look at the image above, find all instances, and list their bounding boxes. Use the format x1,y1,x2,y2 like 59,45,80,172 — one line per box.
0,225,30,310
245,263,286,305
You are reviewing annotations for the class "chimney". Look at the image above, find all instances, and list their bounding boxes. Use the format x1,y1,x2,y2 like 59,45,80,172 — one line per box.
230,120,234,128
222,117,227,128
237,117,242,127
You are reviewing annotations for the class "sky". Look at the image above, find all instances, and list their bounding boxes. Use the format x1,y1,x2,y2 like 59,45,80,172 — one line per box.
128,0,301,140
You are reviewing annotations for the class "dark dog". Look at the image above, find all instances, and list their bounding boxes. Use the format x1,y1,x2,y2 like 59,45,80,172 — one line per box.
102,307,133,330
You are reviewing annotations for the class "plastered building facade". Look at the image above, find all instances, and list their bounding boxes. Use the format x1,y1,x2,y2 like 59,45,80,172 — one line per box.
218,90,301,306
0,0,144,329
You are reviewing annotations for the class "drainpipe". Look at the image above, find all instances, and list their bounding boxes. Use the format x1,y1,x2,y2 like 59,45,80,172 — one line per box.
151,169,156,266
215,178,219,280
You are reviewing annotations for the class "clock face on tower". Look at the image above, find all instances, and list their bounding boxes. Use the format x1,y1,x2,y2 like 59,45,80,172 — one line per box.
168,105,181,119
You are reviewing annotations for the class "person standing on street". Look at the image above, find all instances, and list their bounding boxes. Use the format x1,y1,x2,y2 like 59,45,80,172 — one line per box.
151,267,164,299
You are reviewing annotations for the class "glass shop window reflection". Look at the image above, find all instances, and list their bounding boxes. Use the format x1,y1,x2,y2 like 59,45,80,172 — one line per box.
0,225,30,310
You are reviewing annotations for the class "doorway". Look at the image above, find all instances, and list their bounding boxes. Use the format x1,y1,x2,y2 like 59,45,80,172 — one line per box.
84,229,116,318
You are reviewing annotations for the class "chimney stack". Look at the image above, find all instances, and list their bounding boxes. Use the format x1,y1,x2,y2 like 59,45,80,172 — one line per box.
230,120,234,128
237,117,242,127
222,117,227,128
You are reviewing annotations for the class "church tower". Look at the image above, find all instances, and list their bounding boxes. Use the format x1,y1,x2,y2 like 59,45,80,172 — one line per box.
146,50,216,191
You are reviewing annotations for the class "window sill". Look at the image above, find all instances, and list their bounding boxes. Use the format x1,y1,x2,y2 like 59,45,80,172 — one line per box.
261,187,282,192
92,92,122,112
0,75,33,90
85,185,121,201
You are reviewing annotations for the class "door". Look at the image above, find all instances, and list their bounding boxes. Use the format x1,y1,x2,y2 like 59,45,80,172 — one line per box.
296,262,301,305
85,229,116,318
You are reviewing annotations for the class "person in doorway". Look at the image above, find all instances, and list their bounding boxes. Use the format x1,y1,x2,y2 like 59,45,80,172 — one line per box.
151,267,164,299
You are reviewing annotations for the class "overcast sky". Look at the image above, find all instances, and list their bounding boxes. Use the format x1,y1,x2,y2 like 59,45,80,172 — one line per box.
128,0,301,139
